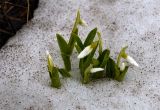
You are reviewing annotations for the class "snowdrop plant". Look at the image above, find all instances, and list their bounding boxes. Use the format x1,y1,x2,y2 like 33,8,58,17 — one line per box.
46,11,139,88
105,46,139,81
46,51,61,88
46,50,71,88
56,10,86,72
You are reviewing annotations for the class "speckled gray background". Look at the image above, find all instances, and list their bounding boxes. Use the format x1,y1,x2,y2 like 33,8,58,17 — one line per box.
0,0,160,110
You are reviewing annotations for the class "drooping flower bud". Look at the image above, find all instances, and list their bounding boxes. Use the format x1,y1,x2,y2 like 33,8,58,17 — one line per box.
77,45,93,59
90,68,104,73
126,55,139,67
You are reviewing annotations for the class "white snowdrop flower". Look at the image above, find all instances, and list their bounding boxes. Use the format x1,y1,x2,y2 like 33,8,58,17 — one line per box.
126,55,139,67
90,68,104,73
77,45,93,59
119,62,126,71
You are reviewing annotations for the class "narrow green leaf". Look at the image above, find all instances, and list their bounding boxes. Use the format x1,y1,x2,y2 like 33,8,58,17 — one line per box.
58,68,71,77
57,34,71,71
91,71,105,79
117,46,128,66
49,67,61,88
116,66,129,81
68,32,77,55
97,31,103,55
98,49,110,67
92,58,100,67
84,28,97,47
105,58,113,78
56,34,69,54
106,58,120,79
83,64,93,84
61,54,71,71
73,33,84,50
114,64,121,80
74,27,79,35
75,44,82,53
79,59,84,77
68,28,79,55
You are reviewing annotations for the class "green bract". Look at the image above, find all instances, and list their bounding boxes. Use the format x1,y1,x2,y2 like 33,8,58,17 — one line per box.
46,11,138,88
117,46,128,66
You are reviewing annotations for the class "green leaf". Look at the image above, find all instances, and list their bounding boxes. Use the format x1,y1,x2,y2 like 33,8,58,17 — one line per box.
91,71,105,79
49,67,61,88
84,28,97,47
68,32,77,55
57,34,71,71
106,58,120,79
61,54,71,71
58,68,71,77
83,64,93,84
83,41,98,69
98,49,110,68
56,34,69,54
74,27,79,35
97,31,103,55
75,44,82,53
92,58,100,67
79,59,84,77
73,33,84,50
116,66,129,81
117,46,128,66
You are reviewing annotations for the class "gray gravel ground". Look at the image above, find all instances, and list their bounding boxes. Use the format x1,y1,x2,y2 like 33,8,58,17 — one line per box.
0,0,160,110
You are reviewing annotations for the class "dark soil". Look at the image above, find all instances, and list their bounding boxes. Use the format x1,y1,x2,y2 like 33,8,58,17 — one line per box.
0,0,39,48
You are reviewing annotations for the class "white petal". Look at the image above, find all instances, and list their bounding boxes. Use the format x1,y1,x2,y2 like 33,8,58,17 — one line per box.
119,62,126,71
126,56,139,67
77,46,93,59
90,68,104,73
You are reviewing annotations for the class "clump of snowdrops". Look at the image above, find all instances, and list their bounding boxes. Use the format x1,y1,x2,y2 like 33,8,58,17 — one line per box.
46,10,139,88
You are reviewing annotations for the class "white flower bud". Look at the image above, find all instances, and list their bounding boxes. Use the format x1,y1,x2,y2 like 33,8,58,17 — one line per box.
77,45,93,59
90,68,104,73
126,55,139,67
46,50,54,72
119,62,126,71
